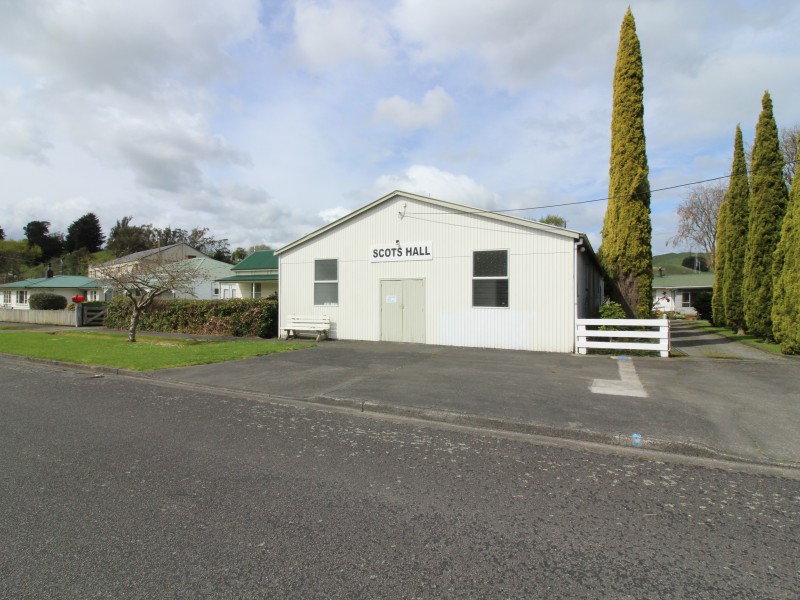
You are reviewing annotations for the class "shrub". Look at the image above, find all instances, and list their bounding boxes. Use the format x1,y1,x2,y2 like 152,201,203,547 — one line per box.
104,293,279,338
691,291,713,320
597,299,626,320
681,255,709,271
29,292,68,310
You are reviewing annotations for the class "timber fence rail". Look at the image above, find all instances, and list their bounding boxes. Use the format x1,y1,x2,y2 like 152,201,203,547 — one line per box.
576,318,670,358
0,308,77,327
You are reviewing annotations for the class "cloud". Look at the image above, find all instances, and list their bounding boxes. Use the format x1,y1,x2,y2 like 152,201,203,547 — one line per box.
0,117,52,164
290,0,393,72
372,165,499,208
79,106,249,193
318,207,350,223
0,0,260,91
374,87,455,130
390,0,622,90
0,89,53,163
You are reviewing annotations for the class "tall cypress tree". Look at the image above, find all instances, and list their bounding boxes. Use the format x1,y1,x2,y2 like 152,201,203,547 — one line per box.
743,92,789,339
600,8,653,318
771,132,800,353
722,126,750,334
711,198,729,326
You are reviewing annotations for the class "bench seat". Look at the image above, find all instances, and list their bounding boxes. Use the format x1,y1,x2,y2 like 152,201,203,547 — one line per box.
281,315,331,341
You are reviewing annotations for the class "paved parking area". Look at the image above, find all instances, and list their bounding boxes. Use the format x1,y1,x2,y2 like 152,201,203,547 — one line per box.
4,320,800,466
146,333,800,466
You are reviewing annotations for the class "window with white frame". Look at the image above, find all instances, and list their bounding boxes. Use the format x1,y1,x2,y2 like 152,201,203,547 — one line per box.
86,290,99,302
681,290,693,308
2,291,10,304
314,259,338,305
16,290,28,304
473,250,508,307
253,282,262,298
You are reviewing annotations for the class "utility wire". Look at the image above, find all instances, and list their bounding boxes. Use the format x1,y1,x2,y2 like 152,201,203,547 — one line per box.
406,158,796,216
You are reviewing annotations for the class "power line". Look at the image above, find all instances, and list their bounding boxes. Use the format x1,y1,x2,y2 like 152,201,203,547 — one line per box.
406,158,796,217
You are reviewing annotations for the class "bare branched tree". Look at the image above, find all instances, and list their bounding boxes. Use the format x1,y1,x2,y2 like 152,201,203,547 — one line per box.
94,255,203,342
780,124,798,187
668,181,727,269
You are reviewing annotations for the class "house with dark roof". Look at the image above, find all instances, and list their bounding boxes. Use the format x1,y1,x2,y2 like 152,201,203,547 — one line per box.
88,243,206,277
0,275,103,309
215,250,278,299
89,244,236,300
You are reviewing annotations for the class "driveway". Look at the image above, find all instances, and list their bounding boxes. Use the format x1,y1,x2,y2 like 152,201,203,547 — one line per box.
669,319,782,360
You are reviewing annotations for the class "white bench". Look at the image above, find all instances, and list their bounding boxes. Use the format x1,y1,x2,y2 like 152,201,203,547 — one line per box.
282,315,331,341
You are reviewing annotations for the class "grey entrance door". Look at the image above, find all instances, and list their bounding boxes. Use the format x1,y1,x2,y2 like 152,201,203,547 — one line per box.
380,279,425,343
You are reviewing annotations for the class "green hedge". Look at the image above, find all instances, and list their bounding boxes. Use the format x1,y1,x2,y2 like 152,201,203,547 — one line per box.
29,292,68,310
104,294,279,338
691,291,713,321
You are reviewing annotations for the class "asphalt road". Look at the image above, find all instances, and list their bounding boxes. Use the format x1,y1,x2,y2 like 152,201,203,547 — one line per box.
1,358,799,599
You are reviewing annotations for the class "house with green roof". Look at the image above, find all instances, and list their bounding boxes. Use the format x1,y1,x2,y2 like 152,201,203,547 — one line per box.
215,250,278,299
1,275,103,309
652,272,713,315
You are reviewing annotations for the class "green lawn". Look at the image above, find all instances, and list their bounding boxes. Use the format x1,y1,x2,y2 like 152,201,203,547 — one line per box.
686,320,782,354
0,330,312,370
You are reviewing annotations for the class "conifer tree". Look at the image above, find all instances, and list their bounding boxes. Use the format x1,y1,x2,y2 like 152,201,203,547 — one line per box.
711,199,728,326
722,126,750,334
771,132,800,353
600,8,653,317
743,92,789,339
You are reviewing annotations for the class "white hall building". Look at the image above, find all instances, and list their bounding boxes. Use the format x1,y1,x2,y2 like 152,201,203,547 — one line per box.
276,191,604,354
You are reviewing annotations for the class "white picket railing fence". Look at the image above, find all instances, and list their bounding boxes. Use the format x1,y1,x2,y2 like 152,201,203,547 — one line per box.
576,318,670,358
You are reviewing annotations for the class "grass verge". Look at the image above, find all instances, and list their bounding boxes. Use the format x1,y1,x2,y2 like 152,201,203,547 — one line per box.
0,330,313,370
685,320,782,355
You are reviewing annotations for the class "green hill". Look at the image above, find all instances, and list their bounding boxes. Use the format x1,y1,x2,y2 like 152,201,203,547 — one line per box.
652,252,712,276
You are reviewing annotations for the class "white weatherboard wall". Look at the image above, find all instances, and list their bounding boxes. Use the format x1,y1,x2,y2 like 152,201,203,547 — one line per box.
279,193,589,353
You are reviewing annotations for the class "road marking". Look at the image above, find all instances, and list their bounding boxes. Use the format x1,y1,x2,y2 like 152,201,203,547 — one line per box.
590,358,648,398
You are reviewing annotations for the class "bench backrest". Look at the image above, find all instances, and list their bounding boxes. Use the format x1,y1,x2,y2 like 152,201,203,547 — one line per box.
288,315,330,327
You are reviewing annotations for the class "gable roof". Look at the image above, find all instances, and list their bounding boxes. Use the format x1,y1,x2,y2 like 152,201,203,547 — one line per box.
275,190,584,256
652,273,714,289
216,274,279,283
0,275,102,289
232,250,278,271
182,257,236,278
96,243,208,267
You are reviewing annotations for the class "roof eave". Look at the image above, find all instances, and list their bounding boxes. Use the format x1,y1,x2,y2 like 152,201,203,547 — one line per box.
276,190,581,255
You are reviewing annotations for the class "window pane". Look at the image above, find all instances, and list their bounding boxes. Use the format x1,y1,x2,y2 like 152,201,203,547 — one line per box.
473,279,508,307
315,259,338,281
314,282,338,305
474,250,507,277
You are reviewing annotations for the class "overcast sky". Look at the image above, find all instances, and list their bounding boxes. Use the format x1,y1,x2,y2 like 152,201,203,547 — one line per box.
1,0,798,254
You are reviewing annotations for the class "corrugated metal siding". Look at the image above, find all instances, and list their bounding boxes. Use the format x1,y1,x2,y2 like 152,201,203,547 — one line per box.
279,196,580,352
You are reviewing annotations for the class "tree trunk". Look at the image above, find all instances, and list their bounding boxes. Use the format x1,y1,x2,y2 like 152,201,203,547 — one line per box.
128,309,140,343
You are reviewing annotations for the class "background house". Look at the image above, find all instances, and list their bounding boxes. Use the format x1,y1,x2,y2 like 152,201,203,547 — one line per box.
90,244,234,300
215,250,278,299
1,274,102,309
652,273,713,315
651,253,714,315
88,243,205,278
